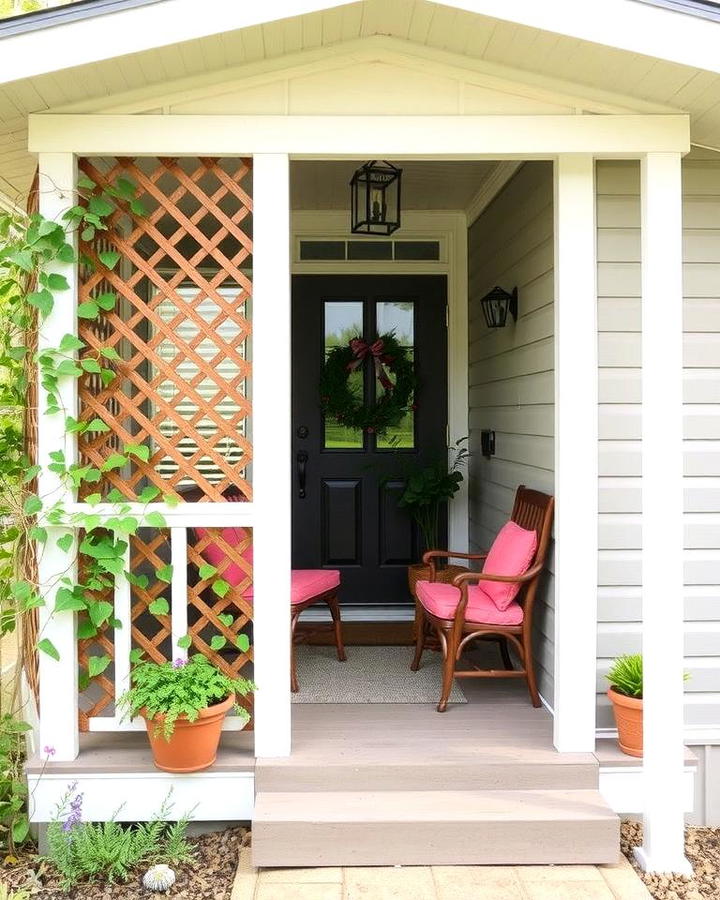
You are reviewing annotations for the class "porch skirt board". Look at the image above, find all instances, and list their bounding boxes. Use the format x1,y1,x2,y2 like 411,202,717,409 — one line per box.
292,645,466,704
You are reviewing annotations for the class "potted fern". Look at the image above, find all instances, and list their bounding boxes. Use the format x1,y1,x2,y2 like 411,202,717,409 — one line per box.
606,654,690,758
118,654,254,773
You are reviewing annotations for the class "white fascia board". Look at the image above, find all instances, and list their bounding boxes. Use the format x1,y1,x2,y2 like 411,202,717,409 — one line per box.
452,0,720,76
0,0,356,85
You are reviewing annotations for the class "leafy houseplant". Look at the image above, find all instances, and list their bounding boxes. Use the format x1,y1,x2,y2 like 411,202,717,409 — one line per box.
605,654,689,758
398,437,468,556
119,654,254,773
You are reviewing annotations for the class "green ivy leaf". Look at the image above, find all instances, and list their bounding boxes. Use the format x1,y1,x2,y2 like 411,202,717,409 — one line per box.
27,289,53,317
84,492,102,506
22,464,41,483
98,250,121,270
145,511,167,528
56,359,83,377
236,634,250,652
218,613,234,627
23,495,42,516
212,579,230,598
55,588,86,613
102,453,128,471
57,243,76,263
12,816,30,845
77,173,96,190
88,655,111,678
98,557,125,576
95,292,117,311
130,198,146,216
77,620,98,639
125,443,150,463
30,525,48,543
138,485,161,503
88,195,114,217
156,564,173,582
85,417,109,432
56,533,73,553
77,300,99,319
115,177,137,198
81,225,96,242
81,358,102,374
210,635,227,651
47,272,70,291
88,601,114,627
37,638,59,661
59,333,85,352
129,648,144,664
99,346,121,361
177,634,192,650
149,597,169,616
198,563,217,580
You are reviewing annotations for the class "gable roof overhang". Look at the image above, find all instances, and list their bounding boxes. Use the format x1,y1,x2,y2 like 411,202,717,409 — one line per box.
3,0,720,84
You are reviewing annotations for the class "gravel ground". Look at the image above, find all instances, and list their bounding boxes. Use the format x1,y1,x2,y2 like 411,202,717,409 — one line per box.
2,826,248,899
622,821,720,899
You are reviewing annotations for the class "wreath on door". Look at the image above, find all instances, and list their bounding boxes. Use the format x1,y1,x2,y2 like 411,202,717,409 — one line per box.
320,333,415,434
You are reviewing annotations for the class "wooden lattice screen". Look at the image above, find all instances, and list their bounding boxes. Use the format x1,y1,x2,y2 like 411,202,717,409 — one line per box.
77,156,253,502
75,158,255,729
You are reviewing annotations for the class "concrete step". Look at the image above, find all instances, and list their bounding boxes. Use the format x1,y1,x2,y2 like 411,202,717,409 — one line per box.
252,789,620,867
255,756,600,792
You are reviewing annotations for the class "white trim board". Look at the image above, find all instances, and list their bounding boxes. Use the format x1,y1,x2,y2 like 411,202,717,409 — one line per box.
599,766,696,816
27,771,254,823
28,114,691,158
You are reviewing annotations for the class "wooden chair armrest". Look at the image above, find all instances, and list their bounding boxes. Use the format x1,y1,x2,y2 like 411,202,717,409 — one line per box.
452,562,544,588
422,549,489,583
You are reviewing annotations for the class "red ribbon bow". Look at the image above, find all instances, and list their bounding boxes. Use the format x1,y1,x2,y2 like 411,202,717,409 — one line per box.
346,338,394,392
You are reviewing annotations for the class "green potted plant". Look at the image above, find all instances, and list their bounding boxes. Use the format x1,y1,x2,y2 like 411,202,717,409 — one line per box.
606,654,689,758
118,654,254,773
397,437,468,596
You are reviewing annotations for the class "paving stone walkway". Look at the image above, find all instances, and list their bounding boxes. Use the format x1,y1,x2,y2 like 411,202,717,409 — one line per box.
231,849,652,900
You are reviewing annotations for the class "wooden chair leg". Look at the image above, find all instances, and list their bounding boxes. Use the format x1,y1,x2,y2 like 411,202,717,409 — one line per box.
290,610,300,693
523,636,541,708
326,594,347,662
410,601,426,671
437,628,456,713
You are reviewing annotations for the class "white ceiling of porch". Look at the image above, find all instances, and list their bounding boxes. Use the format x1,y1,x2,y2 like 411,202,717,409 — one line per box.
290,160,498,210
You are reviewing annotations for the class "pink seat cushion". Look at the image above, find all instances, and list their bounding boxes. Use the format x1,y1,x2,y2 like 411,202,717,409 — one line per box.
195,526,253,597
481,521,538,611
416,580,523,626
291,569,340,605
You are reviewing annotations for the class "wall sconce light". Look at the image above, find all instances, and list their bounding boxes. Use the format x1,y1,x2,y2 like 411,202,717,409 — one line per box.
349,161,402,235
480,286,518,328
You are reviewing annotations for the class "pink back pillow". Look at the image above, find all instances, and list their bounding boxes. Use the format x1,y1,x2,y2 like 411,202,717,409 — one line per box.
482,521,538,611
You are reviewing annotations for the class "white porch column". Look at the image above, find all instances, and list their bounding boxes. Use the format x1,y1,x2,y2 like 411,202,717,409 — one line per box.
37,153,79,761
252,153,291,757
553,154,598,753
635,152,690,875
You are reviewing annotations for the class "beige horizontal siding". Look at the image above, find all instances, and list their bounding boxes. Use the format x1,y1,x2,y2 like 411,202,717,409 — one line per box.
467,162,555,707
596,157,720,730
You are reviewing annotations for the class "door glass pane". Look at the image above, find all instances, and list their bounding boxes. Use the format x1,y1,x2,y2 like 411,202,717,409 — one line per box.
324,301,364,449
376,301,415,449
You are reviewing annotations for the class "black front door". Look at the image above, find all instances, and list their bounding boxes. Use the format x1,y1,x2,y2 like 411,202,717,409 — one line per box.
292,275,448,607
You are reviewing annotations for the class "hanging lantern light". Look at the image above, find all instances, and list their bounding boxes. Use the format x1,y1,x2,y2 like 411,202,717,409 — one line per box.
480,286,518,329
349,161,402,235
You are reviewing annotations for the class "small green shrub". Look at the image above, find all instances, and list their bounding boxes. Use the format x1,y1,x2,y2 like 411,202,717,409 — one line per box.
606,653,690,700
0,714,32,854
606,654,643,698
118,654,254,740
45,786,193,891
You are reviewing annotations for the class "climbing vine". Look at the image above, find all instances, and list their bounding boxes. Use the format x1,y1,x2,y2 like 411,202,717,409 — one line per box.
0,170,249,848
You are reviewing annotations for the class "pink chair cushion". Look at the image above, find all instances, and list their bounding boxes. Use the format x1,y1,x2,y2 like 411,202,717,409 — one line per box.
195,526,253,597
416,580,523,626
291,569,341,605
481,521,538,611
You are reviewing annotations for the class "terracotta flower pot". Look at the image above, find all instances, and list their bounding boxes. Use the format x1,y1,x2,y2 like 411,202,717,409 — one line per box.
141,693,235,773
607,687,643,758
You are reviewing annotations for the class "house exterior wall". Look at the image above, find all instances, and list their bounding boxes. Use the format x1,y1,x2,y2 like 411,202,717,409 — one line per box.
467,161,556,706
469,155,720,799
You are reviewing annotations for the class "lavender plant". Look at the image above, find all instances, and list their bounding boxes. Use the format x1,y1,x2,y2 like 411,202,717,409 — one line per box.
45,784,193,890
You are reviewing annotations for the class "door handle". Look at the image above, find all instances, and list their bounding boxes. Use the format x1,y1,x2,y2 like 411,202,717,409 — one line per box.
297,450,308,499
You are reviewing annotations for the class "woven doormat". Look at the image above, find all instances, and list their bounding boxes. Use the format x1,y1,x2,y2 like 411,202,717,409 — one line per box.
292,644,466,704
